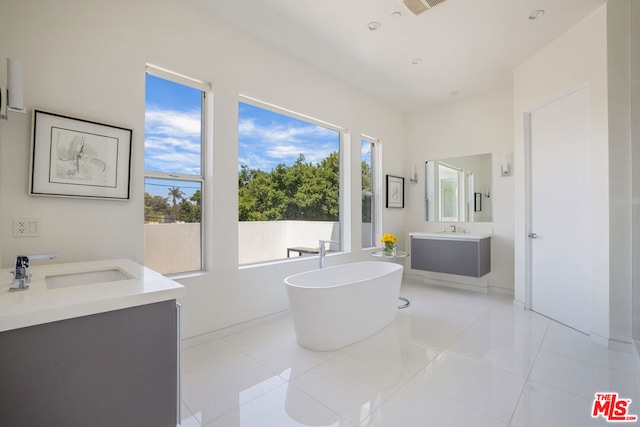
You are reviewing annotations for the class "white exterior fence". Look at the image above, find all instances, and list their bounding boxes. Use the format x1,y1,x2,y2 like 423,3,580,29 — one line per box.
144,221,340,273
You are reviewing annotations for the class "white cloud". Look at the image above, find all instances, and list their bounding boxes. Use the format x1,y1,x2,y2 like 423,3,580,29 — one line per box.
144,107,202,175
146,108,201,138
238,117,339,170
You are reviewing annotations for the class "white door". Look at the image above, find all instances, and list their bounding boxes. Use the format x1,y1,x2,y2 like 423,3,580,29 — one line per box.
529,87,591,334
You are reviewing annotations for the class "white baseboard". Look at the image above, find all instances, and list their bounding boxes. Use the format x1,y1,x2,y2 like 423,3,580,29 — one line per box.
181,309,291,349
512,299,526,310
589,332,637,354
423,277,488,293
488,286,514,297
404,272,516,296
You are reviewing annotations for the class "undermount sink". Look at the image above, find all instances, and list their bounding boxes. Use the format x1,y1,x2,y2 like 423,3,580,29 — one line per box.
45,268,133,289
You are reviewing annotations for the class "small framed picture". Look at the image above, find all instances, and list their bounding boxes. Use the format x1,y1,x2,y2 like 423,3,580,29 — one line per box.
474,192,482,212
29,110,132,200
386,175,404,208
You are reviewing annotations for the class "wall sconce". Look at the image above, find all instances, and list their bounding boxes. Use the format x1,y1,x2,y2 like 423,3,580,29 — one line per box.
409,164,418,183
0,58,25,120
501,153,510,177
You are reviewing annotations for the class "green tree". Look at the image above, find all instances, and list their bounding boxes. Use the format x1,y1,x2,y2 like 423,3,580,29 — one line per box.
178,190,201,222
168,186,185,207
144,192,170,222
238,152,339,222
361,160,372,223
361,160,371,192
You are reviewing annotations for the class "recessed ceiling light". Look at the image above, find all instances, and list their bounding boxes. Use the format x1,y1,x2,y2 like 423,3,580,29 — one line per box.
391,11,402,18
368,21,382,31
528,10,545,20
412,58,423,65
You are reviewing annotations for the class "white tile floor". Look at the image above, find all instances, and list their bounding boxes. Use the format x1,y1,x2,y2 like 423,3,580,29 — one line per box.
178,279,640,427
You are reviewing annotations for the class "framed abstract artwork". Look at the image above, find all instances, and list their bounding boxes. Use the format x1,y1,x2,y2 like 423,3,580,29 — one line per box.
386,175,404,208
29,110,132,200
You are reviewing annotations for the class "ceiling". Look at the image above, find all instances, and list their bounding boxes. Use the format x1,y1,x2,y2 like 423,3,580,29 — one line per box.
187,0,607,113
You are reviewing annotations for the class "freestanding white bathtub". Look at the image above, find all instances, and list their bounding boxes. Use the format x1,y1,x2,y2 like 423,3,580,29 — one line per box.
284,261,403,351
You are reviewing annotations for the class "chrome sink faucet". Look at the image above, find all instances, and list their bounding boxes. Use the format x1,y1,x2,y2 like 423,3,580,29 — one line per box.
10,253,57,291
318,240,337,269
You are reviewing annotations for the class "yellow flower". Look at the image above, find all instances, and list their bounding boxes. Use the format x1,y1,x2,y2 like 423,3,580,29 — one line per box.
381,233,397,244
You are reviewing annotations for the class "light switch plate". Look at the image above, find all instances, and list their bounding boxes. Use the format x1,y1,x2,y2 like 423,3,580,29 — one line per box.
14,217,40,237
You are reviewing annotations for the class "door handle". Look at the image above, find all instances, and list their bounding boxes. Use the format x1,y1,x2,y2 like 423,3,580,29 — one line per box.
528,233,538,239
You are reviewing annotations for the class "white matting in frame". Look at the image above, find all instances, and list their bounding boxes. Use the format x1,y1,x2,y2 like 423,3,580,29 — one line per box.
386,175,404,208
30,109,132,200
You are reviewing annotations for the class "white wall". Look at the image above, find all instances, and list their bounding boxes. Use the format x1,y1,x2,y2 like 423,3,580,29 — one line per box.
514,2,634,346
632,0,640,344
0,0,405,339
4,0,633,346
606,0,633,346
404,84,515,294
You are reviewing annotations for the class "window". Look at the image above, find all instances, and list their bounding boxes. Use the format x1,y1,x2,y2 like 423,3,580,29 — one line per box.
439,163,463,222
361,137,376,248
238,98,342,265
144,66,209,275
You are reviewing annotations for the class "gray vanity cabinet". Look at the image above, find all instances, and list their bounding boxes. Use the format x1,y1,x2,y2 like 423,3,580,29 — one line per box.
0,300,178,427
411,235,491,278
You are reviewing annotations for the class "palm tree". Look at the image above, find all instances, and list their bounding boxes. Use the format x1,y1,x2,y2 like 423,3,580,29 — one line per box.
168,186,185,207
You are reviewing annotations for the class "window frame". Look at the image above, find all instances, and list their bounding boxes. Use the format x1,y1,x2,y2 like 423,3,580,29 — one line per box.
438,162,465,222
237,95,347,266
361,136,380,249
144,64,211,275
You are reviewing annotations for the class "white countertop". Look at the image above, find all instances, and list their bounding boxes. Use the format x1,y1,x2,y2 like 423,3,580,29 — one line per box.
409,232,492,240
0,259,185,332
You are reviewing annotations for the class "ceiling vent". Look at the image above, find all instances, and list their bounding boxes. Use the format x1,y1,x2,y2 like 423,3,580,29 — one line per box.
402,0,448,16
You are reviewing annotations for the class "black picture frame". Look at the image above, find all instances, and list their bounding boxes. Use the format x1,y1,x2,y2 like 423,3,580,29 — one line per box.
29,109,132,200
474,192,482,212
386,175,404,208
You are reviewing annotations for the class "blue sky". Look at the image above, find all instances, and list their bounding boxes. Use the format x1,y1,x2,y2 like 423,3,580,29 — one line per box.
145,75,202,199
145,74,348,199
238,102,339,171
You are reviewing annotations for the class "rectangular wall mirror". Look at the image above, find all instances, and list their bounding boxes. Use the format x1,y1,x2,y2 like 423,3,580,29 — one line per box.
425,153,492,222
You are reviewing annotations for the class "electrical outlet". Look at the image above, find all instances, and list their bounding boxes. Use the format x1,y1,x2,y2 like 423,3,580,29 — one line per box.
14,217,40,237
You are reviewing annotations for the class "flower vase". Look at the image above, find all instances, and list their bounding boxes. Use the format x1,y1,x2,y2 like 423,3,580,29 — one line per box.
383,242,395,255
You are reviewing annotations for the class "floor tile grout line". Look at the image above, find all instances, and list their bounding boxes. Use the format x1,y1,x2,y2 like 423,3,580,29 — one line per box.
520,322,640,407
406,376,512,426
181,343,288,426
285,381,359,427
536,347,640,375
180,399,202,426
535,342,640,375
397,300,529,426
524,378,605,403
506,315,553,426
340,337,442,380
176,399,202,427
180,280,640,426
